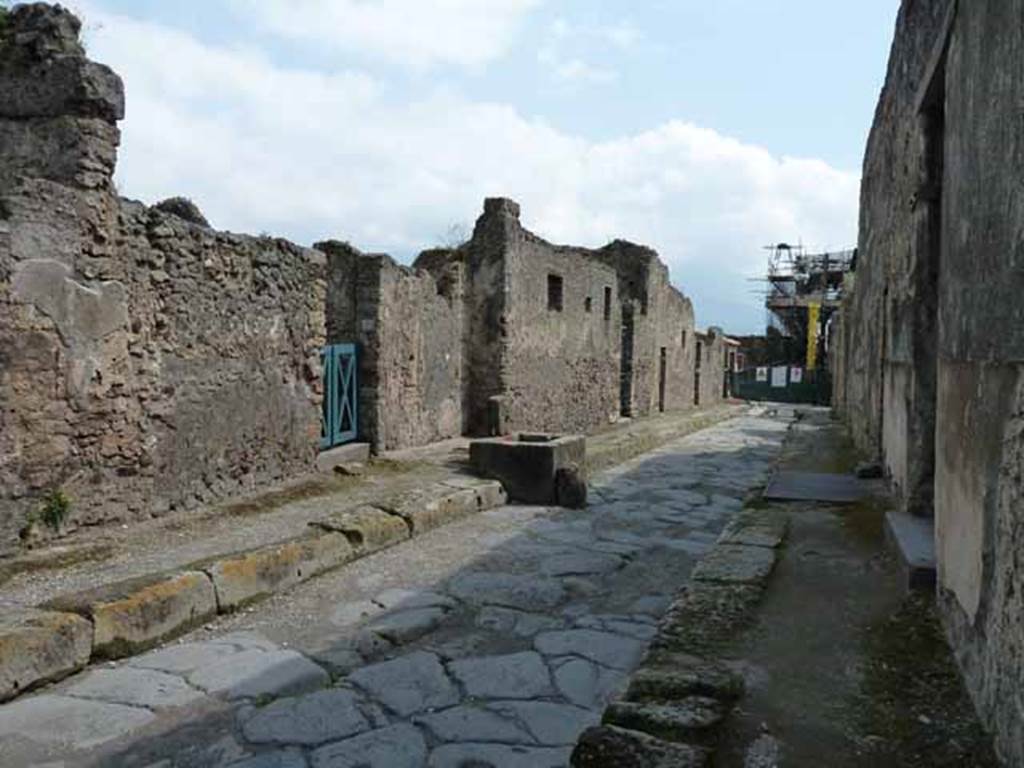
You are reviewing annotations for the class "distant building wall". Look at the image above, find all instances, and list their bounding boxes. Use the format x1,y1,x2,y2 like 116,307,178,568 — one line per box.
333,197,719,451
833,1,1024,762
499,228,621,434
596,242,698,417
693,328,729,407
0,6,325,549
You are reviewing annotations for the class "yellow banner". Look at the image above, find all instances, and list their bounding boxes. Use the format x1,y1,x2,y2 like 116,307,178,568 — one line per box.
806,302,820,369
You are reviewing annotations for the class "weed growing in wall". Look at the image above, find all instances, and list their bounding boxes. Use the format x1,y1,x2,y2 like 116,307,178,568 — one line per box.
39,488,72,532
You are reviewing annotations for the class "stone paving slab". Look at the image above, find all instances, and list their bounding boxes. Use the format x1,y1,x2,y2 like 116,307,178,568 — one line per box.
449,650,552,699
428,742,571,768
347,651,459,717
309,723,427,768
61,665,208,709
0,693,156,752
188,649,329,701
763,470,874,503
239,688,384,747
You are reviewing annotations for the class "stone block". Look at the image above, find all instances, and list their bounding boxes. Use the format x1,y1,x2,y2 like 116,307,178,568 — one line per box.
556,464,588,508
628,653,745,703
203,532,354,611
312,505,409,553
885,509,936,592
652,583,763,655
45,570,217,659
717,509,789,549
0,609,92,701
470,433,586,505
442,476,510,509
603,698,726,742
690,544,777,585
571,724,710,767
384,484,476,535
315,443,371,473
188,649,329,701
384,481,507,535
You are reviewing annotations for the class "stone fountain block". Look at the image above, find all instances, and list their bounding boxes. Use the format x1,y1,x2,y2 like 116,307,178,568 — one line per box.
470,433,586,506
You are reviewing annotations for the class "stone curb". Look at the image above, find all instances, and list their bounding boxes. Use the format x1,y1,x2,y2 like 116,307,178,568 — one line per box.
571,504,789,767
3,479,506,704
0,609,92,702
586,405,742,477
44,570,218,661
199,531,355,612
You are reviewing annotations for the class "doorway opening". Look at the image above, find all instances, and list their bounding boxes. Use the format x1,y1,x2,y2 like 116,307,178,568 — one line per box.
620,307,634,417
910,55,945,518
658,347,667,412
694,339,703,406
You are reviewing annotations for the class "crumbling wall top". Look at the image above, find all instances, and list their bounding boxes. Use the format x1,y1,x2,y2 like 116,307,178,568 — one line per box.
0,3,124,122
483,197,521,219
153,197,210,228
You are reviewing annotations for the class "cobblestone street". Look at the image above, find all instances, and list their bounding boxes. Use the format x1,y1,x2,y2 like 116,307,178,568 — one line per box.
0,410,789,767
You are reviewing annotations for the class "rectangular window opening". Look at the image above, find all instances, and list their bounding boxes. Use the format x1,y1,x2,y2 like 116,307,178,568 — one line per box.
584,296,593,313
603,286,612,320
547,274,564,312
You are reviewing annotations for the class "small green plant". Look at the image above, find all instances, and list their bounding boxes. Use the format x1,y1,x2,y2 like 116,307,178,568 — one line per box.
39,488,71,532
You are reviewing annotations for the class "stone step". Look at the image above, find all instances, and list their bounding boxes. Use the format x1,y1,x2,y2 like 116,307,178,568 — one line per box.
884,509,936,592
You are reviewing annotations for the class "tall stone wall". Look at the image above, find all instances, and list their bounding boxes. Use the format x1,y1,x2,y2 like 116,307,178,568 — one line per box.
834,1,1024,762
694,328,729,408
462,199,705,438
499,222,622,434
322,241,465,451
596,242,698,417
0,5,325,550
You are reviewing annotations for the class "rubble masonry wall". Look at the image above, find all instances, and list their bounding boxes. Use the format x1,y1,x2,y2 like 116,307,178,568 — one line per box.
0,5,325,549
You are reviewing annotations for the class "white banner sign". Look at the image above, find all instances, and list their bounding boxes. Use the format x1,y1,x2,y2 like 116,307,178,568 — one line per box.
790,367,803,384
771,366,788,388
756,367,768,382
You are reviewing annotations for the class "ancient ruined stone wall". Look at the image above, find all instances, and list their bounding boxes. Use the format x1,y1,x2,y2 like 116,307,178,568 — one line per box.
596,242,698,418
643,277,698,414
322,241,464,451
693,329,729,408
499,224,622,435
834,1,1024,762
0,5,325,549
463,200,513,436
459,200,704,438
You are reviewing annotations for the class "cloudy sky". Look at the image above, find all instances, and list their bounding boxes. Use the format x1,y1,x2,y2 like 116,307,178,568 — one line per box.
63,0,896,333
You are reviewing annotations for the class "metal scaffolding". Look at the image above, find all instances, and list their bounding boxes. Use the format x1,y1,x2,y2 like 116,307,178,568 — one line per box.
754,243,856,368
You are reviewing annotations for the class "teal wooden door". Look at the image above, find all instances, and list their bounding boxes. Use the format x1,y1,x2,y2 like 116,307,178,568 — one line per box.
320,344,358,449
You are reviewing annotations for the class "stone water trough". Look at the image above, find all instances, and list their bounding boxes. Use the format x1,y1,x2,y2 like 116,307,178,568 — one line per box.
470,433,587,508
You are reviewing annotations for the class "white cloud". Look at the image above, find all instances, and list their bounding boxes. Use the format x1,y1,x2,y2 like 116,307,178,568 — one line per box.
537,18,626,86
602,22,642,49
84,9,858,333
234,0,541,70
539,52,618,85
